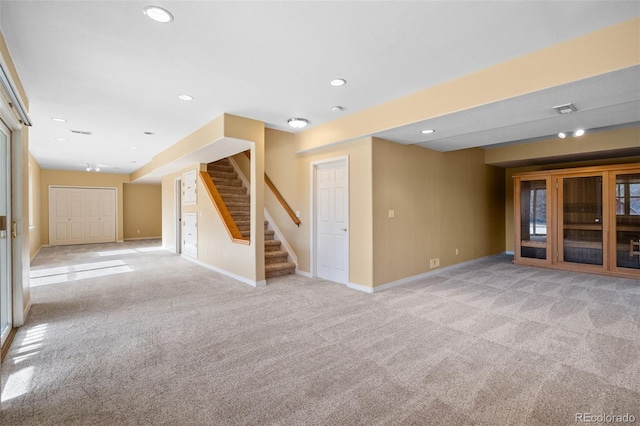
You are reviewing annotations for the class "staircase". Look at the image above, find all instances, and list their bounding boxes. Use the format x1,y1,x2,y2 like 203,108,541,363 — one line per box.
207,158,296,279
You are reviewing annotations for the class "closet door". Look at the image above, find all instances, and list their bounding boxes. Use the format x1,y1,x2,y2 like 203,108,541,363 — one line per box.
49,187,116,245
50,187,84,245
557,173,609,272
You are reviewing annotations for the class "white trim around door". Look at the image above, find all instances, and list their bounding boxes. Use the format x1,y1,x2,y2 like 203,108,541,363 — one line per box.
310,156,349,284
174,176,182,254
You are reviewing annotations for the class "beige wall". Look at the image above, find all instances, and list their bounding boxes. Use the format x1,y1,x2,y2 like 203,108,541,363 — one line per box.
372,139,505,286
28,153,42,259
263,130,374,286
40,170,130,244
123,183,162,239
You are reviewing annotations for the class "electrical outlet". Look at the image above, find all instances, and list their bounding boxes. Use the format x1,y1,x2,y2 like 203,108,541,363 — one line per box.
430,258,440,268
388,209,395,218
455,248,459,255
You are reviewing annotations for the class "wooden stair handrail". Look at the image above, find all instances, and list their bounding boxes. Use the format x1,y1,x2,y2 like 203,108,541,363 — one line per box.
199,171,250,245
243,151,301,227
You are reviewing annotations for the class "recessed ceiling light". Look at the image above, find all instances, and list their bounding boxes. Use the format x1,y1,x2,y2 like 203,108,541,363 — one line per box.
330,78,346,87
331,106,344,112
143,131,154,135
558,132,566,139
130,146,139,150
55,138,66,142
178,94,194,101
420,129,435,134
574,129,585,137
86,166,91,172
287,118,309,129
143,6,174,23
51,117,67,122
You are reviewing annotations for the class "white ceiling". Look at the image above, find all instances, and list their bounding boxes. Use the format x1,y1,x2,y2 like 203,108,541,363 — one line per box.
0,1,638,175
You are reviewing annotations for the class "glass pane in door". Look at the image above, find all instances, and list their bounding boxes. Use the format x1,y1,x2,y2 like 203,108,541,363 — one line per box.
0,125,10,345
520,180,547,259
615,173,640,270
562,176,603,265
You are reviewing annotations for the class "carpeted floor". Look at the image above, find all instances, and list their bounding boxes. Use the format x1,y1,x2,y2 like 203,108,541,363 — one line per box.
1,240,639,425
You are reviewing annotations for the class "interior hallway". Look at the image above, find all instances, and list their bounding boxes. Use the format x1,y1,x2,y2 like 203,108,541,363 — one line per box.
1,241,639,425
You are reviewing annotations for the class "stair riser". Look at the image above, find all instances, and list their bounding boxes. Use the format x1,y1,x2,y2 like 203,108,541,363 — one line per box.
211,177,243,187
217,187,247,195
265,255,288,264
207,164,235,173
266,267,296,278
265,244,282,252
209,171,238,180
220,195,250,203
228,207,250,214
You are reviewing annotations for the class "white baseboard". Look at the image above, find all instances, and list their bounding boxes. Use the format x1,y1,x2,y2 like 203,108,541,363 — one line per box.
347,282,374,294
370,252,508,293
295,270,312,278
505,250,515,255
30,245,42,262
124,236,162,241
181,254,264,288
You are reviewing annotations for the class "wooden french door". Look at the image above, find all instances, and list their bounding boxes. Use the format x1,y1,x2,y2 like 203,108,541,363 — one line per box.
610,170,640,275
514,164,640,279
557,173,609,273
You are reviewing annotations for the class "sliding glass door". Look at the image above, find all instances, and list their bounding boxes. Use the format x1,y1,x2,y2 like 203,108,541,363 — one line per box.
0,120,11,346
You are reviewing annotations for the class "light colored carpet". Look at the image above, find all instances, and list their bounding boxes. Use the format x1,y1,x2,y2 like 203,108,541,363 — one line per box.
1,240,639,425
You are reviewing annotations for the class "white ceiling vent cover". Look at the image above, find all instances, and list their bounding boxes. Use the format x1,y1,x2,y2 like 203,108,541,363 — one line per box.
553,103,577,114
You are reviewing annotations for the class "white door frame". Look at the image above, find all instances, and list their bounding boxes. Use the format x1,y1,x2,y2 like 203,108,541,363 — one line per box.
309,155,349,282
174,176,182,254
48,186,118,246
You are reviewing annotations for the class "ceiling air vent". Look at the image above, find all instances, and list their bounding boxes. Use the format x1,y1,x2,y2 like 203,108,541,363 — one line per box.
70,129,92,135
553,103,577,114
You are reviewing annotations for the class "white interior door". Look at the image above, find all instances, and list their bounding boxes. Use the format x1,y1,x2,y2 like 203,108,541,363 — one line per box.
182,213,197,258
315,159,349,284
0,120,12,346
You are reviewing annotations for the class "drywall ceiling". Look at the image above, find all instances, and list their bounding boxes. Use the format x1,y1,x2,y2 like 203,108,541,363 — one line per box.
0,1,638,174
